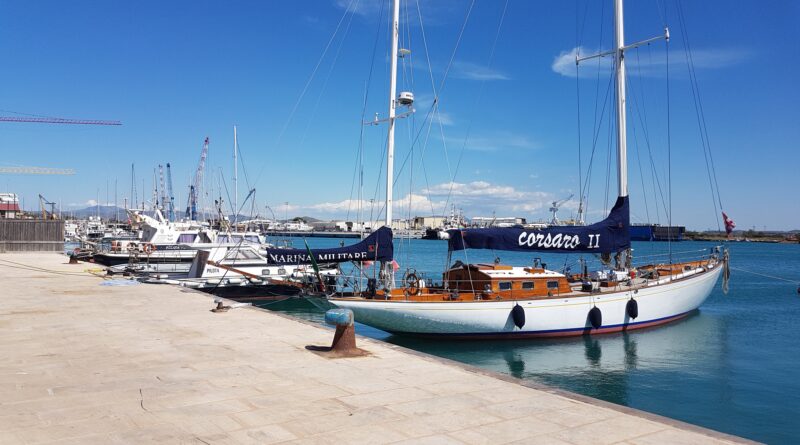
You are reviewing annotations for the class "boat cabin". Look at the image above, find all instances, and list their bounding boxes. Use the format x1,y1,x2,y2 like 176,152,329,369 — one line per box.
444,263,572,299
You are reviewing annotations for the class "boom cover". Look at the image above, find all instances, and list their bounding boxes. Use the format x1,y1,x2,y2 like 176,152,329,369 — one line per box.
448,196,629,254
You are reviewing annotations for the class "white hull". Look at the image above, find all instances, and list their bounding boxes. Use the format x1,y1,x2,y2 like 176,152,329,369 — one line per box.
327,265,722,338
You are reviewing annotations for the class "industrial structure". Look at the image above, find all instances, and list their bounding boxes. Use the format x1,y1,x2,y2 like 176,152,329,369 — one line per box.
0,193,20,219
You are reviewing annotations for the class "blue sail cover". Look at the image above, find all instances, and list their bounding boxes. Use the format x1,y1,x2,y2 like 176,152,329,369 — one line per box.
264,226,393,265
448,196,630,254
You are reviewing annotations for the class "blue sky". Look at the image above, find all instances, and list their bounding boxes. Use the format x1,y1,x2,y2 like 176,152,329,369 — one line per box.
0,0,797,230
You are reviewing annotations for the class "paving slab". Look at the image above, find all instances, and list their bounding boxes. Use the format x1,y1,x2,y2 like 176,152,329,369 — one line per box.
0,253,756,444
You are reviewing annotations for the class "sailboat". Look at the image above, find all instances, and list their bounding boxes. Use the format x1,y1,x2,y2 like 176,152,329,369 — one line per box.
307,0,730,338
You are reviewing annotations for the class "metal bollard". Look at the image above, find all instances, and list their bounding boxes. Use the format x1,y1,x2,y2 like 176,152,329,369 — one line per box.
324,308,357,353
306,309,368,357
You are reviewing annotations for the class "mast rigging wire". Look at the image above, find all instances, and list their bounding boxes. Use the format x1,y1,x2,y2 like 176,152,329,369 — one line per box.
367,0,479,225
345,0,386,225
440,0,510,222
252,0,360,186
676,0,726,230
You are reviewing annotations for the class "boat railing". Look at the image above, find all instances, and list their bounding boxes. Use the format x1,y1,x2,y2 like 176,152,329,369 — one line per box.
322,245,723,297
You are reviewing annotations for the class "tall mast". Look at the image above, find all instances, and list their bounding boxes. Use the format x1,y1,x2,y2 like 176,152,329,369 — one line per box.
614,0,628,198
385,0,400,227
378,0,401,290
578,0,667,199
130,163,136,211
233,125,238,225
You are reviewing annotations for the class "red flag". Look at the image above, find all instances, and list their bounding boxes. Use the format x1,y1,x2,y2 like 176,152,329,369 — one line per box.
722,212,736,238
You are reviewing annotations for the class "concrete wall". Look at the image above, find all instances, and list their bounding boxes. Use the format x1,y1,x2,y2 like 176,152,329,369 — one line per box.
0,220,64,253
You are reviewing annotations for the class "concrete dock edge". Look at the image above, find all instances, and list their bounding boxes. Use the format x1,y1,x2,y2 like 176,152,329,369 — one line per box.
0,253,757,444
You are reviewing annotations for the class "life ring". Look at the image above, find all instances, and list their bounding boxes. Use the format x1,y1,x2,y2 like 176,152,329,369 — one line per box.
127,243,137,253
403,271,420,296
142,243,155,255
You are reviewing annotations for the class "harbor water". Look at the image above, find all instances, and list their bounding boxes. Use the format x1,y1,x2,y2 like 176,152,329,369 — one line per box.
261,237,800,444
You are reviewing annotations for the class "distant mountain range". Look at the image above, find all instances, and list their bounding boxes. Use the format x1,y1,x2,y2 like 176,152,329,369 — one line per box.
60,206,128,220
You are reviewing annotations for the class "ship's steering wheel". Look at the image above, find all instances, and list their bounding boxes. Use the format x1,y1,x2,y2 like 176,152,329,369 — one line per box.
403,270,421,296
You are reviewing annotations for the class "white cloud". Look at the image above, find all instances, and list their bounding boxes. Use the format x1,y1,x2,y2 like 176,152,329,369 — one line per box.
444,131,538,152
394,193,446,213
334,0,382,17
552,46,750,78
405,94,454,126
422,181,554,215
435,111,454,126
424,181,519,198
451,61,510,81
672,48,751,69
334,0,458,26
552,46,611,78
287,182,581,220
85,199,98,206
289,194,445,218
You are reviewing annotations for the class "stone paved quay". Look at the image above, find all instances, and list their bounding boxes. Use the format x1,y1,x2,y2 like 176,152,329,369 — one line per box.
0,253,754,444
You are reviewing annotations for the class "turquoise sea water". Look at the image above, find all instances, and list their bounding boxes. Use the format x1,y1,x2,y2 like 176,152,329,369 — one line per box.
261,237,800,444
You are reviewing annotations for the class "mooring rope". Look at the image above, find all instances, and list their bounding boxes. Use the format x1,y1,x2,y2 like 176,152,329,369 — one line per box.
0,258,104,277
729,266,800,285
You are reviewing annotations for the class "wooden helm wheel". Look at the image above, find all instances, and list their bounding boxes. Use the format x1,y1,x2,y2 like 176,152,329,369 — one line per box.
403,271,420,296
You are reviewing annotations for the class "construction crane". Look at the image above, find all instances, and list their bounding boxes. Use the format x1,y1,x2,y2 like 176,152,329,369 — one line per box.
549,194,574,226
130,164,138,210
1,111,121,175
152,168,159,212
186,137,209,221
38,194,57,219
0,166,75,175
158,164,166,214
165,163,175,221
0,114,120,125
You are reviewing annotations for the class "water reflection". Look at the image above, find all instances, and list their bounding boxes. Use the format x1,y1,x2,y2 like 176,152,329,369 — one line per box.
623,332,638,371
502,350,526,379
254,240,800,443
584,335,602,367
381,311,721,405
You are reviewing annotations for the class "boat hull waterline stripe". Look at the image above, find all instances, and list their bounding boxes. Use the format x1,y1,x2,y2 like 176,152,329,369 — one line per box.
387,311,693,339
